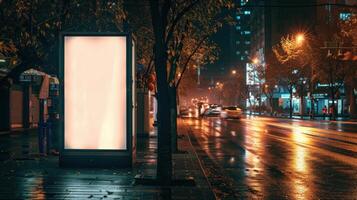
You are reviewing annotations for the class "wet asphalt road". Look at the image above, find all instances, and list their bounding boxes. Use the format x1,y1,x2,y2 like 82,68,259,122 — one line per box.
184,116,357,200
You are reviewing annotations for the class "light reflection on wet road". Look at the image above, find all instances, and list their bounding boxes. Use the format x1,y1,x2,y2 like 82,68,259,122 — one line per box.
184,116,357,200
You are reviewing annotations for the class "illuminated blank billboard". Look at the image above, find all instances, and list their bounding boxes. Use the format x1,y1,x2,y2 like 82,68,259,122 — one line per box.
64,36,127,150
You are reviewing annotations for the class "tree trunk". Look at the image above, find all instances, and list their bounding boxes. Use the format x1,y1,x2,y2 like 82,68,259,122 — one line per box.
259,84,262,115
169,86,178,152
349,86,357,119
269,97,274,116
150,6,172,185
289,88,293,119
309,81,315,119
330,85,335,120
329,64,336,120
310,97,315,119
300,86,304,119
155,65,172,185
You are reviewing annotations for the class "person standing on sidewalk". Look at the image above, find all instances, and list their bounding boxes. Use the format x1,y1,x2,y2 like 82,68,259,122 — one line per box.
322,106,327,119
329,105,334,120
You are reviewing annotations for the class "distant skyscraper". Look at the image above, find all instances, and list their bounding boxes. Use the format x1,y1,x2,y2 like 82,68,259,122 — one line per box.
235,0,251,67
201,0,252,89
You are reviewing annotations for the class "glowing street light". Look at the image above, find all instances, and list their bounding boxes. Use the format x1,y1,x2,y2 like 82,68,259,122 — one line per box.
252,58,259,64
296,33,305,45
231,70,237,75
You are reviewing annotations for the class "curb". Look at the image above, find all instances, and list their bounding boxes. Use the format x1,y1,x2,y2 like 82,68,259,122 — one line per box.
245,113,357,123
185,129,217,200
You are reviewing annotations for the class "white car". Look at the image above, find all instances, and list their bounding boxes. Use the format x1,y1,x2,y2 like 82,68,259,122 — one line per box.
220,106,243,119
203,106,222,116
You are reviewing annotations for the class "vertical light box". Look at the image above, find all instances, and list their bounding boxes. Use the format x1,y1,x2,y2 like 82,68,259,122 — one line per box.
59,33,135,167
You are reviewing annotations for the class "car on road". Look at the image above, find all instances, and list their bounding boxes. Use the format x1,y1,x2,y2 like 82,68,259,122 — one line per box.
220,106,243,119
203,105,222,117
180,106,198,117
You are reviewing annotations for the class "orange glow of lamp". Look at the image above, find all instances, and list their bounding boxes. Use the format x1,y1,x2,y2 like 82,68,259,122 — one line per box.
64,36,127,150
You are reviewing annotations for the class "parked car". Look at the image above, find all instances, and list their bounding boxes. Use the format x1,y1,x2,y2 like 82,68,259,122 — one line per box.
220,106,243,119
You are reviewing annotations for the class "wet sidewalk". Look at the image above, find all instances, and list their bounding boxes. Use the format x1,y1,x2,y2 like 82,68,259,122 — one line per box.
0,126,214,199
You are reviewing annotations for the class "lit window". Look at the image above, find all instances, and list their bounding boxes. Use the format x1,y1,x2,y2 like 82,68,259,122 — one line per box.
245,51,249,55
236,16,241,20
244,31,251,35
244,11,251,15
241,56,245,61
236,51,241,55
236,26,241,30
245,41,251,45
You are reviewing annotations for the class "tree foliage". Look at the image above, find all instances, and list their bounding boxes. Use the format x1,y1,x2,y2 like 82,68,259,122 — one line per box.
147,0,235,185
311,11,356,111
0,0,126,85
222,68,246,106
127,0,233,91
273,34,313,89
273,33,314,117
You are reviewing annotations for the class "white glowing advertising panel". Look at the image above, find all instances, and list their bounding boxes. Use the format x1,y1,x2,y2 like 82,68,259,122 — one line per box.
64,36,127,150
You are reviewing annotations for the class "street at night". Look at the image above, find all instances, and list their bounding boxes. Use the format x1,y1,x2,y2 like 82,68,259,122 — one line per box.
1,0,357,199
184,116,357,199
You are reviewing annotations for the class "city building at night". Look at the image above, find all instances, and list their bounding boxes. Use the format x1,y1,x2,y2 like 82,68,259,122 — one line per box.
235,0,252,72
245,0,355,116
0,1,357,199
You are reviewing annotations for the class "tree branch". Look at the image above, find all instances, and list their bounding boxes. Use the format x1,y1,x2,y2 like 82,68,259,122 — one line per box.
175,34,208,87
168,31,186,84
165,0,200,45
149,0,160,35
161,0,172,31
144,56,154,76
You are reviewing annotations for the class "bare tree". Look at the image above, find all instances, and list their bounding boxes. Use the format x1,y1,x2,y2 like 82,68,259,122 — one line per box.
148,0,235,184
273,34,313,118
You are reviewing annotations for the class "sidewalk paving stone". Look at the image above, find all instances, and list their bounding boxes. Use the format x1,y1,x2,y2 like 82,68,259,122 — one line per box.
0,125,215,200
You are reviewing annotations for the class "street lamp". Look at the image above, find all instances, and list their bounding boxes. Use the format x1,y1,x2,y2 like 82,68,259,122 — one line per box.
252,58,259,64
296,33,305,46
231,70,237,75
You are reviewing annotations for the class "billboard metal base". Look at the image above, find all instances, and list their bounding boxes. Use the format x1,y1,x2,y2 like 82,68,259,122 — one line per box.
59,153,133,168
